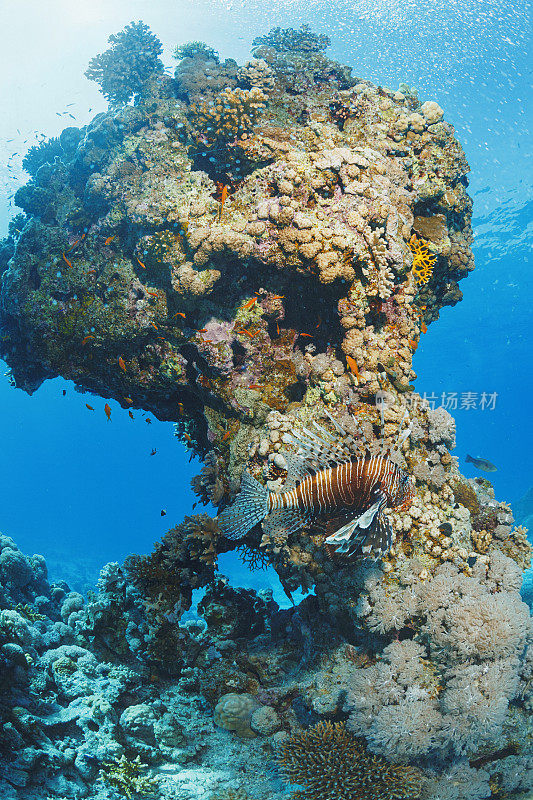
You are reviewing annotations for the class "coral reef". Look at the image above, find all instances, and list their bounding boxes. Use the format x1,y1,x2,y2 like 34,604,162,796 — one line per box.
0,22,531,800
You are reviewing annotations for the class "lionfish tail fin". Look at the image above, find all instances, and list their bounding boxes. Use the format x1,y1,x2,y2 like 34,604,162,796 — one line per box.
218,471,269,540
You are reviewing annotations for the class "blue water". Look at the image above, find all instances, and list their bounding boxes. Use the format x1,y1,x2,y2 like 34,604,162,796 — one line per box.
0,0,531,589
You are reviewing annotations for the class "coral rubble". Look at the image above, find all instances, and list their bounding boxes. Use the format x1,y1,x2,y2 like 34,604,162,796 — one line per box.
0,22,531,800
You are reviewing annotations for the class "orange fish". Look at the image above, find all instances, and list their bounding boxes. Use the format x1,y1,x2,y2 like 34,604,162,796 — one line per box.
136,257,146,269
104,235,116,245
146,291,160,298
276,323,280,335
299,333,313,338
128,410,134,419
421,321,428,334
67,238,80,252
118,356,126,372
85,403,94,411
146,418,152,424
346,355,360,376
183,432,192,443
239,328,255,338
249,383,261,389
408,340,418,351
197,328,208,333
316,317,322,328
242,297,258,310
150,322,158,330
104,403,111,421
124,397,133,405
177,402,185,416
271,294,285,300
62,253,72,268
81,335,95,346
219,184,228,221
222,430,231,440
173,312,186,318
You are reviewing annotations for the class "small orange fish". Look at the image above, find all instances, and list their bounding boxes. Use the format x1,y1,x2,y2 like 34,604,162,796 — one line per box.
271,294,285,300
136,257,146,269
346,355,360,376
222,430,231,440
81,335,95,346
177,402,185,416
173,312,186,318
408,340,418,351
219,184,228,221
146,418,152,424
249,383,260,389
239,328,255,338
128,410,134,419
104,235,116,245
150,322,158,330
276,323,280,335
124,397,133,405
197,328,208,333
146,291,160,298
242,297,258,310
183,432,192,443
67,238,80,252
104,403,111,421
299,333,313,338
316,317,321,328
118,356,126,372
62,253,72,268
85,403,94,411
421,321,428,334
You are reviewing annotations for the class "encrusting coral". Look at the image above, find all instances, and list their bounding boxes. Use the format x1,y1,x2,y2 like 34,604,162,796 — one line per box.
0,20,531,800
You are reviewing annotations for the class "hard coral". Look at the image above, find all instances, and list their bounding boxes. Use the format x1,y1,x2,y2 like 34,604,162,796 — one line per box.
252,24,330,53
278,721,423,800
98,755,158,798
85,21,164,104
409,233,437,285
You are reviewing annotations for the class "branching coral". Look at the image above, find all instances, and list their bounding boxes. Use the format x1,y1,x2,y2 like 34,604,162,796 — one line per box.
252,24,330,53
188,86,268,145
277,721,424,799
409,233,437,284
85,21,164,104
174,41,219,62
22,137,63,176
98,755,158,798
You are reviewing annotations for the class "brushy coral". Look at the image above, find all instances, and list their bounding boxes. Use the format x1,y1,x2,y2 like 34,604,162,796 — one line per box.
277,721,424,799
22,137,63,176
98,755,158,798
85,21,164,104
174,41,219,62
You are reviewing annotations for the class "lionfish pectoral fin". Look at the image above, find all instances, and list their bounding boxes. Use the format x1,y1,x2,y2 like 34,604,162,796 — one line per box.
360,511,393,559
262,507,310,539
326,496,392,558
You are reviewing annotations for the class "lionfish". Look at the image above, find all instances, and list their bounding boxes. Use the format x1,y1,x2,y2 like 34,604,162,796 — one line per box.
218,412,415,559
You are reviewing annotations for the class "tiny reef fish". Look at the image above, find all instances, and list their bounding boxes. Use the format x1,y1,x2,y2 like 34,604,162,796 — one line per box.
242,297,258,310
218,184,228,221
420,321,428,334
118,356,126,372
128,410,134,419
218,412,414,559
104,235,116,245
346,355,359,376
123,397,133,405
466,454,497,473
104,403,112,421
85,404,94,411
62,253,72,268
173,312,186,318
81,335,95,346
136,258,146,269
